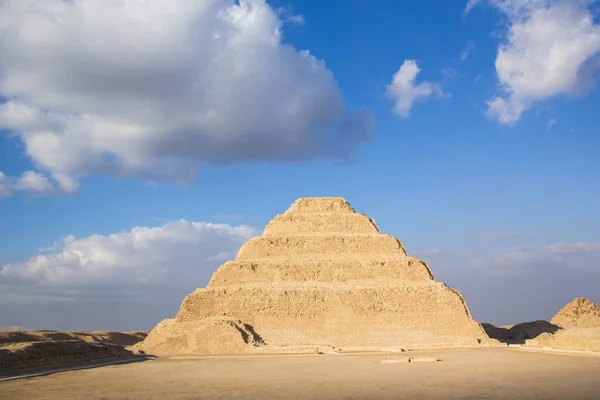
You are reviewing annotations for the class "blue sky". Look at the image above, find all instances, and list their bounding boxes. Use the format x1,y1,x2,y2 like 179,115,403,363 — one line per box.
1,0,599,330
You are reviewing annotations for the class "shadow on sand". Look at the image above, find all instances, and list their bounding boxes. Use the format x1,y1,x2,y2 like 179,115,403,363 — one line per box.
482,320,560,344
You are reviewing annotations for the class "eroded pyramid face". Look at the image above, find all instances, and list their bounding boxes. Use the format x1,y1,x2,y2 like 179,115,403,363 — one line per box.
551,297,600,329
137,197,489,355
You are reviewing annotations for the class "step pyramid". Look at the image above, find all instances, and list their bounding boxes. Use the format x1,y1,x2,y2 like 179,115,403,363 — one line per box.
137,198,489,355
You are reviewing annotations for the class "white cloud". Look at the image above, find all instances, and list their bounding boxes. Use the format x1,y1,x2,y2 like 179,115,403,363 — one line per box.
0,170,68,196
286,15,305,25
14,171,53,193
464,0,482,16
0,0,372,194
477,0,600,124
546,117,557,131
276,6,304,25
386,60,446,117
0,220,257,301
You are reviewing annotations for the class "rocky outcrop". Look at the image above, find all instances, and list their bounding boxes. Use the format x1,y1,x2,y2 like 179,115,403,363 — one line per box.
137,197,490,355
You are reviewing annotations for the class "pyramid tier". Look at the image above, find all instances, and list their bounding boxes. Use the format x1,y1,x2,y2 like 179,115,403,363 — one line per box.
175,283,487,347
285,197,355,214
236,234,407,260
208,258,434,287
263,212,379,236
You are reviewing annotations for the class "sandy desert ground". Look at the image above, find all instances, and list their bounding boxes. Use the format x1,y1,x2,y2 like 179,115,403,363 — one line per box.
2,348,600,400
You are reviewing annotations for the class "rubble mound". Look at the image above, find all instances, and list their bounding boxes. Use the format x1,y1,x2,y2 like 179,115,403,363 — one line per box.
137,197,490,355
526,329,600,353
526,297,600,353
132,318,263,355
551,297,600,329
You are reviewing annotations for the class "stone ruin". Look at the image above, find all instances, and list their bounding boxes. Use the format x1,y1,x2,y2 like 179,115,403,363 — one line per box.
551,297,600,329
526,297,600,352
136,197,489,355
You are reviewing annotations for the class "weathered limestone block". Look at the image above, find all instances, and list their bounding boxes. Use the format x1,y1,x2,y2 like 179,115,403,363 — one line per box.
236,235,407,260
263,212,379,236
208,257,434,286
285,197,356,214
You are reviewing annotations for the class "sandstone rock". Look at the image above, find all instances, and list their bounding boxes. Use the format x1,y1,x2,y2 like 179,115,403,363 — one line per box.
137,197,490,355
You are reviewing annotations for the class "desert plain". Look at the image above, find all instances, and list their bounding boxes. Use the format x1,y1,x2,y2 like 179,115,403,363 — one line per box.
2,348,600,400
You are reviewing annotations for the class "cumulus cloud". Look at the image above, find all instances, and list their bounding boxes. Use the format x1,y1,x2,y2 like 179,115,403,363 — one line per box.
14,171,53,192
276,5,305,25
470,0,600,124
1,220,256,290
386,60,446,117
0,0,372,195
0,220,257,329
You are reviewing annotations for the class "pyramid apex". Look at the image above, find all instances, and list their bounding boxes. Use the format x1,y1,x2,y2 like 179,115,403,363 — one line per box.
286,197,355,214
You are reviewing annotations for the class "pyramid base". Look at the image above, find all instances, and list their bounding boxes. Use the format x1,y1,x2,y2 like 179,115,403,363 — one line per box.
133,317,263,356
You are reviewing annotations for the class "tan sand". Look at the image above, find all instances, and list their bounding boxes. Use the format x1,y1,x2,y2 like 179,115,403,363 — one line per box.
2,348,600,399
137,197,491,355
